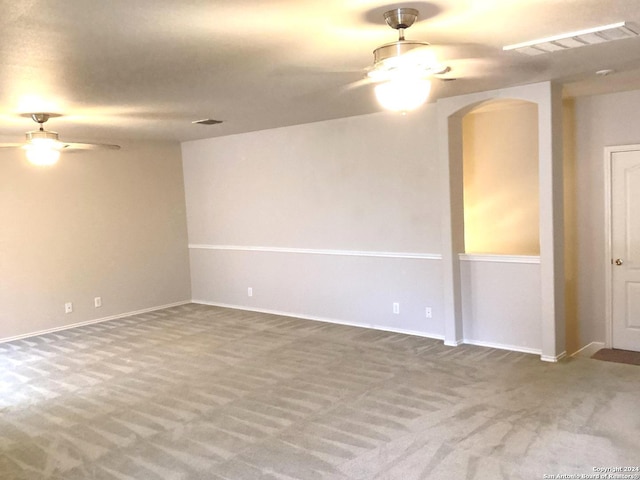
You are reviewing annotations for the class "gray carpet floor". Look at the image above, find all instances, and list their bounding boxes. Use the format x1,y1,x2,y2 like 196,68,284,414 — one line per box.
0,303,638,480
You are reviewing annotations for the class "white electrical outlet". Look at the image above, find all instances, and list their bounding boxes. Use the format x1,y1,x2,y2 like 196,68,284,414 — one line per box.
393,302,400,314
426,307,432,318
65,302,73,314
94,297,102,308
248,287,253,297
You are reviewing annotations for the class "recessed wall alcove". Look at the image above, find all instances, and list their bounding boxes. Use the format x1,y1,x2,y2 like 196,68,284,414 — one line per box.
462,99,540,256
460,99,542,352
437,82,565,361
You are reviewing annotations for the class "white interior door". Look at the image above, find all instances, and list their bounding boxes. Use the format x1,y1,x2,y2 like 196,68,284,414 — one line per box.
611,149,640,352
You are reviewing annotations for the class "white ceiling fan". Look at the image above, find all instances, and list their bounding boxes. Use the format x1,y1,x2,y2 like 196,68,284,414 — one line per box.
360,7,456,112
0,113,120,166
351,7,512,113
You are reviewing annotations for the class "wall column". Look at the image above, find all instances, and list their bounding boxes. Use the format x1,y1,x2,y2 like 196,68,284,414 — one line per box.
537,83,566,361
436,81,565,360
438,113,465,345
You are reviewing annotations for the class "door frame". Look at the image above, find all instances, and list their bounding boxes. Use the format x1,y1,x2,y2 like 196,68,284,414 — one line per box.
604,144,640,348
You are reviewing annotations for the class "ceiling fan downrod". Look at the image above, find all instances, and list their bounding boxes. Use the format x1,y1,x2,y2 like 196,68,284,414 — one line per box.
384,7,419,41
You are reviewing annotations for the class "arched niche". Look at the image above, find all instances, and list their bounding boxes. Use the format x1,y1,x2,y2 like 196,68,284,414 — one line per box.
436,82,565,362
462,99,540,255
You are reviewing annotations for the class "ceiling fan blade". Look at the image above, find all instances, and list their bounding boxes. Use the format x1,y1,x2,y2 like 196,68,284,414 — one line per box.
437,57,536,81
401,46,442,66
2,114,122,161
62,142,121,151
411,43,499,60
341,77,374,92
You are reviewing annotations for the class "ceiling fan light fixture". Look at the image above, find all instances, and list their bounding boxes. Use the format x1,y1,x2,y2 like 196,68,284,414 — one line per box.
369,8,444,112
0,113,121,166
374,78,431,113
23,129,63,166
24,142,62,166
22,129,64,166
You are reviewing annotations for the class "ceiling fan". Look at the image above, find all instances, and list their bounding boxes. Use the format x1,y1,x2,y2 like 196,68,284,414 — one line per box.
0,113,120,166
363,7,456,112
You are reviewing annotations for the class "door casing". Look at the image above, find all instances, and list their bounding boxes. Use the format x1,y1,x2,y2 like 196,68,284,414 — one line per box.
604,144,640,349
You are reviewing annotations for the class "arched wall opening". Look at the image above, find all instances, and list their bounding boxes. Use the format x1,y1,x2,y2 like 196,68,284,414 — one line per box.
459,99,542,353
437,82,565,361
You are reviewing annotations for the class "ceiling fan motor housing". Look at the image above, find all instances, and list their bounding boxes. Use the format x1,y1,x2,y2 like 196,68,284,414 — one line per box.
373,40,430,66
26,130,59,142
373,8,430,70
370,7,449,80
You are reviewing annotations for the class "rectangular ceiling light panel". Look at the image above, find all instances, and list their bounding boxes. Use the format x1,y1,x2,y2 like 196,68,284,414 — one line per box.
503,21,638,56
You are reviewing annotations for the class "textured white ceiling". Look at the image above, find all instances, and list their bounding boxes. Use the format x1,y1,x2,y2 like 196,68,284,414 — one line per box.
1,0,640,144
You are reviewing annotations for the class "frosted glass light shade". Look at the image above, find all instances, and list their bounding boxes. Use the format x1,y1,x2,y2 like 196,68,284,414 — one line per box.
374,78,431,112
24,139,61,166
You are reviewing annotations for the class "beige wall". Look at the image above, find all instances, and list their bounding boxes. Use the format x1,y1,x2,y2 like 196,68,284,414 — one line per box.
462,101,540,255
0,141,191,340
182,85,568,354
571,89,640,349
183,109,446,338
184,112,442,253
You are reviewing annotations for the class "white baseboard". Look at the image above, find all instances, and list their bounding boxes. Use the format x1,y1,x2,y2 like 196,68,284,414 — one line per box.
444,339,464,347
192,301,557,359
463,338,542,356
0,300,191,344
540,351,567,363
3,299,570,363
192,300,445,341
571,341,605,358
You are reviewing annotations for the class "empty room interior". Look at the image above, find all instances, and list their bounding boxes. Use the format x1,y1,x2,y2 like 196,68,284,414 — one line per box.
1,1,640,479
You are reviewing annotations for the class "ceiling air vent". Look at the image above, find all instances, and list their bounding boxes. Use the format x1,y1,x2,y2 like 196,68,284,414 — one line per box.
192,119,223,125
503,21,638,56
